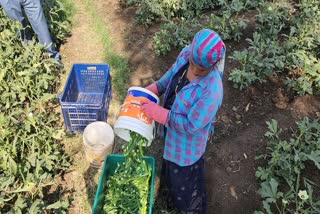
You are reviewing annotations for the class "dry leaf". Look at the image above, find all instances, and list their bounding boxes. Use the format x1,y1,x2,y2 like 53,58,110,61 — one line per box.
230,185,238,200
245,103,250,112
243,153,248,159
235,114,241,120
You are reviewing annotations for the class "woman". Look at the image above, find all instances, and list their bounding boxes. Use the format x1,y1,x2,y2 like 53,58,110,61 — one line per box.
141,29,226,213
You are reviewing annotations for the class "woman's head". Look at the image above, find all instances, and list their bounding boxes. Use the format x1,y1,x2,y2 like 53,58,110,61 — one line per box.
190,29,225,69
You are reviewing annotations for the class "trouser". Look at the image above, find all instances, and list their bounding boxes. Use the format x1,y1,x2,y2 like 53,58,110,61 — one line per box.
0,0,60,59
160,156,207,214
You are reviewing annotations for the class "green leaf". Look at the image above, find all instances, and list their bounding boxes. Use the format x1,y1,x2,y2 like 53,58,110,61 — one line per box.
40,93,54,102
262,200,273,214
253,211,265,214
27,152,37,167
46,200,69,210
303,151,320,170
29,199,44,213
52,129,65,140
265,119,281,138
13,194,27,212
256,167,269,180
8,155,17,174
258,178,283,202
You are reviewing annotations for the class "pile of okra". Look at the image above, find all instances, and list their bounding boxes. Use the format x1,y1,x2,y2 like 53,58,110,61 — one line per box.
103,131,151,214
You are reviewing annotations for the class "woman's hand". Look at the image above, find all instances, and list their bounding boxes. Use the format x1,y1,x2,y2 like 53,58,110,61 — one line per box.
145,83,159,96
140,100,168,125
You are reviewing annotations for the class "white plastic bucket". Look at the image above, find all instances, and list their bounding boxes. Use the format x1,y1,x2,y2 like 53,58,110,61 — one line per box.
114,86,159,146
83,121,114,167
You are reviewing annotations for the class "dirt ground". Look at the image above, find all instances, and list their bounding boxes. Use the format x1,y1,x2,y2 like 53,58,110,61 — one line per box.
59,0,320,213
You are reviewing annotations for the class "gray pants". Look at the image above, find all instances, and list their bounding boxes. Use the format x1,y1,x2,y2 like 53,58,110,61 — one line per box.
0,0,60,60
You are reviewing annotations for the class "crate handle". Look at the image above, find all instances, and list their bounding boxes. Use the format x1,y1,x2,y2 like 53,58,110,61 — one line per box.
87,66,97,70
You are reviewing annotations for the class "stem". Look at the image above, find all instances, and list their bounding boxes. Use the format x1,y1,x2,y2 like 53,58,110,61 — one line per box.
275,202,282,214
295,172,300,213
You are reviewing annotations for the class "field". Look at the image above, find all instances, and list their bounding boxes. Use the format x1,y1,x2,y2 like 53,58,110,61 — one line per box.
1,0,320,213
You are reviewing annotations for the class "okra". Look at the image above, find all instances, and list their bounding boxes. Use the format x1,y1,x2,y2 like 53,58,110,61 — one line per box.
103,131,151,214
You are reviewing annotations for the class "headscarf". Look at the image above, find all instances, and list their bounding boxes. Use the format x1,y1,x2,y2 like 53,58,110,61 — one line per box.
191,29,226,68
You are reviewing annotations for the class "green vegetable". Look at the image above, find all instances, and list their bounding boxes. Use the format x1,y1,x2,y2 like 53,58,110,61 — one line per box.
103,131,151,214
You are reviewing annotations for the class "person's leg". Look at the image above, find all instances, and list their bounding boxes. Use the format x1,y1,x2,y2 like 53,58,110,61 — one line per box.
21,0,60,60
0,0,24,21
160,159,175,210
0,0,31,40
168,157,207,214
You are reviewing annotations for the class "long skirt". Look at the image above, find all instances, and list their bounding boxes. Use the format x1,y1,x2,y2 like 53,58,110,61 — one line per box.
160,156,207,214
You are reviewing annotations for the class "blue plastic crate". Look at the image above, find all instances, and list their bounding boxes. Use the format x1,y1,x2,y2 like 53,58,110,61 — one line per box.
59,63,112,132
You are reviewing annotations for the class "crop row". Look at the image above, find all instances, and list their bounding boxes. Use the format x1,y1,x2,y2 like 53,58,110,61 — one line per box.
0,1,72,213
121,0,320,95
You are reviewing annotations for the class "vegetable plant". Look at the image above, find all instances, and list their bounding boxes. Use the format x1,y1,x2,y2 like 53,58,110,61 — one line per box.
228,32,285,89
255,118,320,214
41,0,72,43
0,3,72,212
152,17,200,55
204,13,248,41
229,0,320,95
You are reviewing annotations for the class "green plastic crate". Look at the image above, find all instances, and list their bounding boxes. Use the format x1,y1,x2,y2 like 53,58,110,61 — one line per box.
92,154,155,214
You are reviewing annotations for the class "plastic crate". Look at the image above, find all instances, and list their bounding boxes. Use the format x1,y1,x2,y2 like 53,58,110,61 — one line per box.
92,154,155,214
59,63,111,132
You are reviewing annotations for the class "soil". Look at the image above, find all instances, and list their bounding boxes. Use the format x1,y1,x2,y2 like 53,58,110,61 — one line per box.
59,0,320,213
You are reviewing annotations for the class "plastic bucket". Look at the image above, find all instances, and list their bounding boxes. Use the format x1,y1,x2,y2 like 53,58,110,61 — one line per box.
114,86,159,146
83,121,114,167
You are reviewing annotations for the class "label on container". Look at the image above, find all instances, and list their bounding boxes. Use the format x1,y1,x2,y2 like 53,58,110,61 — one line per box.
119,95,152,125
